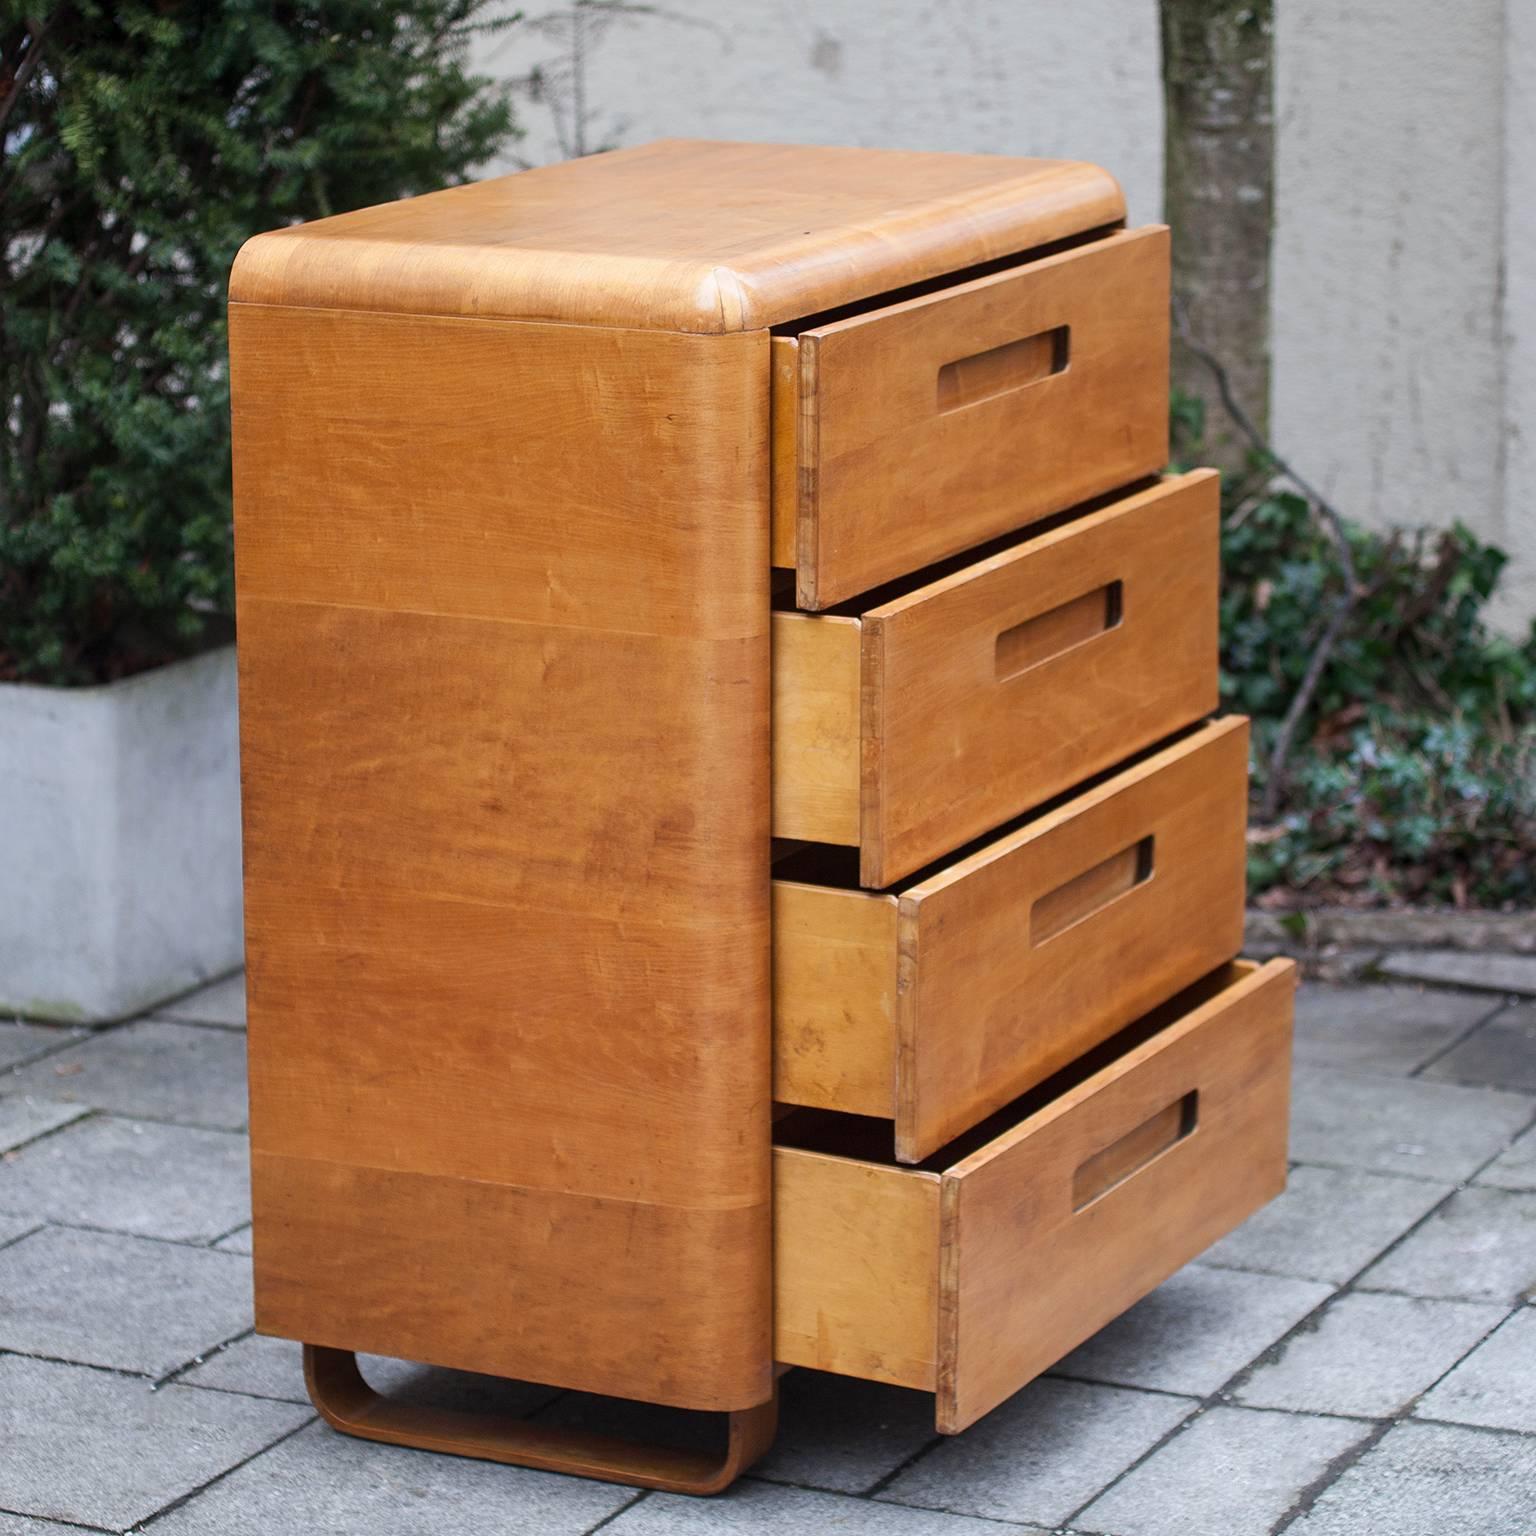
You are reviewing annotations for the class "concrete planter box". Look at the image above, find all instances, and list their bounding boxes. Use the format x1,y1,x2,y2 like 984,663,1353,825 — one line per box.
0,646,243,1023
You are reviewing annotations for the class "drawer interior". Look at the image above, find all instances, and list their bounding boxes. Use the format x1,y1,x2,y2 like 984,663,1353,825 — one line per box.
773,957,1295,1432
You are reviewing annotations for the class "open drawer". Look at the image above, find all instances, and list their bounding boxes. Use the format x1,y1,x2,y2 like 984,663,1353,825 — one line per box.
774,957,1295,1432
772,226,1170,610
772,471,1219,887
774,715,1250,1161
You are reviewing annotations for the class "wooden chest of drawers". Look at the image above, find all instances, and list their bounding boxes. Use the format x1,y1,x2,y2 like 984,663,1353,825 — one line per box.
229,137,1294,1493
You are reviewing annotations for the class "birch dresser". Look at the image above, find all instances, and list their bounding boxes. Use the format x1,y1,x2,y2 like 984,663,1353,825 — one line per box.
228,138,1296,1493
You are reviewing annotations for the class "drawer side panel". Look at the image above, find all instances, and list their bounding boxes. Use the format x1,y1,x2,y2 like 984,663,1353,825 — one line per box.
773,1148,941,1390
772,883,898,1118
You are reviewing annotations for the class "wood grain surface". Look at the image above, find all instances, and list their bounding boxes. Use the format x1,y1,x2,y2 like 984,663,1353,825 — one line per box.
231,301,773,1412
781,226,1170,607
771,611,861,848
230,139,1123,334
772,472,1220,883
773,1149,941,1390
772,880,897,1117
770,335,802,568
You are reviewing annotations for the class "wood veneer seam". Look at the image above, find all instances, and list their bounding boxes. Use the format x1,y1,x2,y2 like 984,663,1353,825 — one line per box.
236,591,765,643
249,1150,771,1213
229,297,771,341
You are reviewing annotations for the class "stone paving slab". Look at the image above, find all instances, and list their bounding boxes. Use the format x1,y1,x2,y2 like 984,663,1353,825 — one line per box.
1289,1067,1535,1182
0,1022,79,1073
1422,1006,1536,1094
1286,1419,1536,1536
0,1517,84,1534
211,1223,252,1254
155,973,247,1029
0,1226,253,1377
3,1021,249,1131
0,1097,88,1154
1202,1163,1451,1284
0,1115,248,1241
1360,1187,1536,1304
1475,1122,1536,1191
874,1375,1194,1527
1379,950,1536,996
1074,1405,1372,1536
1053,1265,1332,1397
0,1213,40,1247
432,1367,931,1499
0,1354,309,1533
147,1419,638,1536
611,1482,1031,1535
1292,984,1494,1075
1232,1292,1508,1418
753,1370,939,1495
1415,1307,1536,1432
179,1332,308,1403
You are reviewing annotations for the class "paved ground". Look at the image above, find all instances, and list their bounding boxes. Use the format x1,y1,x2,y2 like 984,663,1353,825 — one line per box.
2,975,1535,1534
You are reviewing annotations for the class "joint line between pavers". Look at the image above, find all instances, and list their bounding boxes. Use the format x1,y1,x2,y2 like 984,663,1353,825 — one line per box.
1408,997,1532,1081
130,1409,316,1532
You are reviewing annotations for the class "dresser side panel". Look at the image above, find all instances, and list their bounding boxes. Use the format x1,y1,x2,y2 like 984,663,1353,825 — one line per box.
229,305,771,1411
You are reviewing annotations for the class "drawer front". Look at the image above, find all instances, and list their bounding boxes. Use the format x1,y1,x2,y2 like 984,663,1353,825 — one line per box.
772,471,1220,886
774,717,1251,1161
773,958,1296,1429
775,227,1170,609
938,956,1294,1430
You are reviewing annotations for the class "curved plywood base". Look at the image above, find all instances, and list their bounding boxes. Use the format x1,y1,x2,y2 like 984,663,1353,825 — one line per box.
303,1347,778,1495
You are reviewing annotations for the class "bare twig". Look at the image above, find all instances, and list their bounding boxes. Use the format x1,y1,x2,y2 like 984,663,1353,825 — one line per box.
0,15,51,141
505,2,725,162
1173,298,1360,817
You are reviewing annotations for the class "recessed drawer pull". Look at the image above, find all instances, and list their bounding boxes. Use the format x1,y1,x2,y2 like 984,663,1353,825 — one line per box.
1072,1090,1198,1211
937,325,1070,412
995,579,1123,681
1032,835,1154,946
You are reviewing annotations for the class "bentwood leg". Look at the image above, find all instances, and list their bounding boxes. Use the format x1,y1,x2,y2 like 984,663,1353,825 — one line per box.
302,1346,779,1495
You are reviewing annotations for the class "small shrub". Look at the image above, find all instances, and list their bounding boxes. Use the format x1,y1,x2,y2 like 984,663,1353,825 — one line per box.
1178,394,1536,909
1248,712,1536,909
1,0,516,684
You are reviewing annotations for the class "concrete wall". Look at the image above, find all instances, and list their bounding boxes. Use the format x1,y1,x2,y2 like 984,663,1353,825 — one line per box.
1505,0,1536,628
1271,0,1518,622
473,0,1530,626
